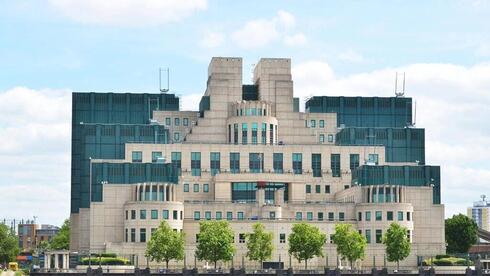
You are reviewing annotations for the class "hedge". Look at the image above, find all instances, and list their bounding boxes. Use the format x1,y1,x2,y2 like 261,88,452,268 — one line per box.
80,257,129,265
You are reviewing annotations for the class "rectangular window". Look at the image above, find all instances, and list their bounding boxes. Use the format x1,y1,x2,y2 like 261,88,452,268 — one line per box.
368,154,379,165
191,152,201,176
193,183,199,192
183,118,189,126
125,229,128,242
307,212,313,221
239,233,246,243
319,134,325,143
375,211,382,221
194,211,200,220
237,212,244,220
165,117,171,126
280,233,286,243
269,123,274,144
140,210,146,220
130,228,136,242
151,228,156,236
203,184,209,193
230,153,240,173
163,210,169,219
365,229,371,244
398,211,403,221
310,120,316,128
132,151,142,163
210,152,220,176
328,134,334,143
171,152,181,175
312,153,322,177
174,118,180,126
131,210,136,220
261,123,267,144
249,153,264,173
227,211,233,221
358,212,362,221
376,230,382,243
328,212,334,221
152,152,163,163
318,212,324,221
205,211,211,220
151,210,158,219
306,184,311,194
269,212,276,220
242,123,248,144
319,120,325,128
339,212,345,221
315,185,321,193
234,123,239,144
273,153,283,173
407,212,411,221
140,228,146,242
349,154,360,171
407,230,411,242
174,132,180,142
173,210,178,220
365,211,371,221
196,234,199,243
216,211,222,220
252,123,258,144
331,154,341,177
292,153,302,174
295,212,302,220
125,210,128,220
183,183,189,192
325,185,330,193
387,211,393,221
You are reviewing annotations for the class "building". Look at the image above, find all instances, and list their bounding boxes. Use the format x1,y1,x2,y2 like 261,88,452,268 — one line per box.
468,195,490,232
36,224,60,245
18,222,37,252
69,57,444,268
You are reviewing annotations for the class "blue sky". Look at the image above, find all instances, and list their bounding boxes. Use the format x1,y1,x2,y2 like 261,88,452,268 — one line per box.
1,0,490,226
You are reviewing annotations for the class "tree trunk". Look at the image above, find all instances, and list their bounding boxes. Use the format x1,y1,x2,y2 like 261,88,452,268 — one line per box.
397,260,400,271
214,261,217,269
166,260,169,269
261,259,263,270
350,260,353,271
305,259,308,270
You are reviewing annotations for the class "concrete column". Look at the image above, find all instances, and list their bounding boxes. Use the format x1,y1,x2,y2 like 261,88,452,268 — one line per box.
149,183,153,201
164,184,168,201
54,253,59,269
137,184,140,201
44,253,50,269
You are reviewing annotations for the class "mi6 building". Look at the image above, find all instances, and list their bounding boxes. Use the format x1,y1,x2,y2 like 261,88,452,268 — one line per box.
69,57,444,268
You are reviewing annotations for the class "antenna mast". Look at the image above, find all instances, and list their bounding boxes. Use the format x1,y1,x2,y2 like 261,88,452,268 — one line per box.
394,72,406,97
159,67,170,93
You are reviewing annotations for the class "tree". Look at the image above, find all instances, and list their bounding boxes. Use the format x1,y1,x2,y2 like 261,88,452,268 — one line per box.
0,224,19,265
38,240,50,252
246,223,273,269
332,224,367,270
146,221,185,269
383,223,411,270
288,222,327,269
50,219,70,250
195,221,235,269
445,214,478,253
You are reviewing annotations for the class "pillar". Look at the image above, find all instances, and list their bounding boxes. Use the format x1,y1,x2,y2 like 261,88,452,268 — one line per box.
54,253,59,269
44,253,50,269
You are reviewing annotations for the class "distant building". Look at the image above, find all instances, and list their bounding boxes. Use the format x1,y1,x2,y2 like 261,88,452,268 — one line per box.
18,222,37,252
36,224,60,245
468,195,490,231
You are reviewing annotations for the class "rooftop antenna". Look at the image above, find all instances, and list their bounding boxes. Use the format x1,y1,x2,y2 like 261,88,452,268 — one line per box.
159,67,170,93
481,194,487,202
394,72,406,97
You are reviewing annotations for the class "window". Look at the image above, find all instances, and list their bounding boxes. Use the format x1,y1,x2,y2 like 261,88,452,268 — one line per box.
125,229,128,242
252,123,258,144
261,123,267,145
331,154,341,177
387,211,393,221
234,123,239,144
125,210,128,220
365,211,371,221
216,211,222,220
165,117,171,126
230,153,240,173
210,152,220,176
191,152,201,176
132,151,142,163
194,211,200,220
174,132,180,142
269,124,274,144
183,183,189,192
295,212,302,220
180,211,183,220
171,152,181,175
249,153,264,173
375,211,382,221
227,212,233,220
292,153,302,174
328,212,334,221
339,212,345,221
205,211,211,220
310,120,316,128
196,234,199,243
319,134,325,143
163,210,169,219
237,212,244,220
193,183,199,192
273,153,283,173
242,123,248,144
358,212,362,221
306,184,311,194
151,228,156,236
398,211,403,221
350,154,360,171
328,134,334,143
319,120,325,128
151,210,158,219
307,212,313,221
315,185,321,193
325,185,330,193
131,228,136,242
174,118,180,126
239,233,246,243
140,228,146,242
318,212,324,221
368,154,379,165
407,212,411,221
203,184,209,193
140,210,146,220
407,230,411,242
152,152,163,163
269,212,276,220
376,230,382,243
173,210,178,220
365,229,371,244
183,118,189,126
312,154,322,177
280,233,286,243
131,210,136,219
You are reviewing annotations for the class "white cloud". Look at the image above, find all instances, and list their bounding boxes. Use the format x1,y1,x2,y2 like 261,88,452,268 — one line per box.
48,0,207,27
200,31,225,48
231,10,305,49
293,60,490,217
338,49,368,63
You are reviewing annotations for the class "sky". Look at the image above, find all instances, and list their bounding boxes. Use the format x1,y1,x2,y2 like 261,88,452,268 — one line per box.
0,0,489,226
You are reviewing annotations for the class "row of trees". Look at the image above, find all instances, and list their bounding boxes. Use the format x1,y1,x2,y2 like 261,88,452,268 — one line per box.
146,221,411,270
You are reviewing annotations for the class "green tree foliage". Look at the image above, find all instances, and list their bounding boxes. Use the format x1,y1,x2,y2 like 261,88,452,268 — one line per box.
445,214,478,253
288,222,327,269
246,223,273,269
332,224,367,269
145,221,185,269
0,224,19,265
37,240,50,252
383,223,411,270
50,219,70,250
195,221,235,269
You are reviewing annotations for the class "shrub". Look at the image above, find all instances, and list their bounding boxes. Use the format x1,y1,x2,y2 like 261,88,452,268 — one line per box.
455,259,473,266
433,259,453,266
90,253,117,258
80,257,129,265
435,254,450,259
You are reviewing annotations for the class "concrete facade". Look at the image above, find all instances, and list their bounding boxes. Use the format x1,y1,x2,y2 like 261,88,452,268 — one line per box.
70,57,444,269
